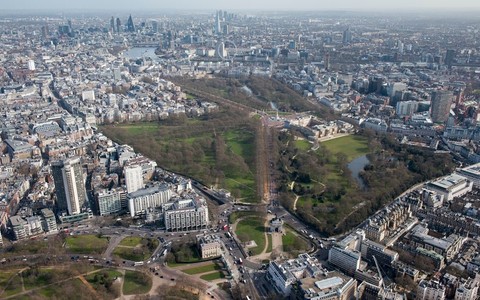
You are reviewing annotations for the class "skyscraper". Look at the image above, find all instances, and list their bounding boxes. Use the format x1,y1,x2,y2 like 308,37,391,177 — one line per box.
445,49,456,69
116,17,122,33
126,15,135,32
431,90,453,123
125,165,144,194
343,27,352,45
51,157,87,215
110,16,116,33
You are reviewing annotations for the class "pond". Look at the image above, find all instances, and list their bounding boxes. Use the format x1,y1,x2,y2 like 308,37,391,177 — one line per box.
347,154,369,189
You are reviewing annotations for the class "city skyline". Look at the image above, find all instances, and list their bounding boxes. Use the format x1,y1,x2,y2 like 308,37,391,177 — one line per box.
3,0,480,12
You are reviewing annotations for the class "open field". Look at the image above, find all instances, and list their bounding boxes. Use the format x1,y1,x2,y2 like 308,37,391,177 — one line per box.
123,270,152,295
118,236,143,247
200,272,226,281
322,135,369,161
65,234,109,254
182,263,221,275
282,226,310,254
235,216,266,256
113,237,158,262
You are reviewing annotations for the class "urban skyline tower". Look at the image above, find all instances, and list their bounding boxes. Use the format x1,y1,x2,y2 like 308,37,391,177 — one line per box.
431,90,453,123
51,157,87,215
127,15,135,32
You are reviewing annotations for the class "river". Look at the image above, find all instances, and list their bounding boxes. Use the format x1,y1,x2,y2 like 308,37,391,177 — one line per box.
347,154,369,189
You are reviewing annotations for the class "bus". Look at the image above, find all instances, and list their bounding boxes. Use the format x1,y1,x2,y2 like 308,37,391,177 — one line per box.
134,261,144,266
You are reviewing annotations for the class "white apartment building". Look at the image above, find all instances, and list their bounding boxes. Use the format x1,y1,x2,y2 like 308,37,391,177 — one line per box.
163,197,209,231
128,184,172,217
125,165,144,194
97,188,125,216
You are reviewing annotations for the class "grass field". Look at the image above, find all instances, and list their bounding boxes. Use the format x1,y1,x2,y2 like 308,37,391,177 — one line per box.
123,271,152,295
65,235,109,254
118,237,143,247
182,263,221,275
113,237,158,262
200,272,225,281
294,139,312,151
322,135,369,161
282,227,310,254
235,216,266,256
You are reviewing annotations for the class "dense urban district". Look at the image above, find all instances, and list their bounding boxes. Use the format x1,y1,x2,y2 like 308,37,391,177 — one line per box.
0,8,479,300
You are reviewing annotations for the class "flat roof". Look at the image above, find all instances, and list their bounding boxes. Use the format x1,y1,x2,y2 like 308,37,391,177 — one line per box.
315,277,343,290
428,174,468,190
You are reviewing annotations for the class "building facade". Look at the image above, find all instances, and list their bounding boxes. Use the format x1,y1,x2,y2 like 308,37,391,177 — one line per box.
128,184,172,217
51,157,87,215
163,197,209,231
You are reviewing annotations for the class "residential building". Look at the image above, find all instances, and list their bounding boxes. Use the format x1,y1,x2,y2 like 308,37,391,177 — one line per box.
40,208,58,233
454,278,479,300
417,280,446,300
430,90,453,123
51,157,87,215
9,216,27,240
128,184,172,217
124,165,144,194
163,197,209,231
97,188,125,216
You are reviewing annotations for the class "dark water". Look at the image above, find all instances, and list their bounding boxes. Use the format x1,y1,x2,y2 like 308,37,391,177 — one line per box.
347,154,369,189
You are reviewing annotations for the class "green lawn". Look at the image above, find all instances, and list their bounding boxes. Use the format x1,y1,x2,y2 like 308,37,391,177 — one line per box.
118,236,143,247
267,234,273,253
200,272,226,281
123,271,152,295
65,235,109,254
182,263,221,275
235,216,266,256
295,139,311,151
113,237,159,262
322,135,369,161
282,227,310,254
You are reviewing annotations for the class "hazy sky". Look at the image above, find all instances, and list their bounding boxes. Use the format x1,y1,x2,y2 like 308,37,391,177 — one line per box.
3,0,480,11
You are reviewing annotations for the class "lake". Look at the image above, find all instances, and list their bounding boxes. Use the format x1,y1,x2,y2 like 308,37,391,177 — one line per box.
347,154,369,189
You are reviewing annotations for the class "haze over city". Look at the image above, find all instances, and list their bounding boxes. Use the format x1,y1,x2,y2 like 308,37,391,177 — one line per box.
3,0,480,11
1,0,480,299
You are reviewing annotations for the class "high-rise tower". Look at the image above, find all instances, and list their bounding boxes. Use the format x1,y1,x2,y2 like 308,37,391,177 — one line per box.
342,27,352,45
431,90,453,123
116,17,122,33
127,15,135,32
125,165,144,194
51,157,87,215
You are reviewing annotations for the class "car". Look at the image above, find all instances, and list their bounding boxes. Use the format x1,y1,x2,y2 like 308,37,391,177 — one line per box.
160,275,164,278
170,278,175,281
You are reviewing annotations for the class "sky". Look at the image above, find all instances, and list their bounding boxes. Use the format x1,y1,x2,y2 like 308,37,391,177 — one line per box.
2,0,480,12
